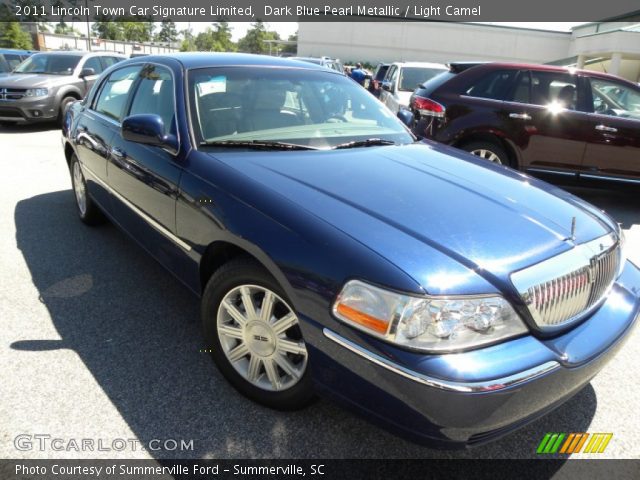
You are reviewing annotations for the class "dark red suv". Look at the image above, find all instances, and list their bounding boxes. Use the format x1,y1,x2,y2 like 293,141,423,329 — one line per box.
410,62,640,185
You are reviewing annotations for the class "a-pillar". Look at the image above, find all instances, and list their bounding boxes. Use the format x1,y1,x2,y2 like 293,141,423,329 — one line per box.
610,52,622,76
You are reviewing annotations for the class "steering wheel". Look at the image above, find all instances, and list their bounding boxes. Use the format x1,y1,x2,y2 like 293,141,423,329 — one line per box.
326,114,348,123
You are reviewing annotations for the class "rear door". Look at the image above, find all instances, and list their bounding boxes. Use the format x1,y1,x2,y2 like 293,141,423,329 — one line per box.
503,69,591,176
75,65,142,211
107,63,185,262
581,76,640,181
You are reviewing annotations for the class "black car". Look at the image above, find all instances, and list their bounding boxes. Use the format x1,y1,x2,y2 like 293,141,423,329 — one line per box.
409,62,640,185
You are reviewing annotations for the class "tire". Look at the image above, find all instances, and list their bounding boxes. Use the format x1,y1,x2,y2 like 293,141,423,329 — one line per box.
461,141,511,167
69,154,106,225
202,256,315,410
58,96,76,126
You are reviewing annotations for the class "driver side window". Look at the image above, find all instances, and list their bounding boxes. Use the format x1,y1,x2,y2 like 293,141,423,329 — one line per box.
590,78,640,118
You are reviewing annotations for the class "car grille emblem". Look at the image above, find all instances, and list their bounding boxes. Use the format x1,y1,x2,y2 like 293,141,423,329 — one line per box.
0,88,6,100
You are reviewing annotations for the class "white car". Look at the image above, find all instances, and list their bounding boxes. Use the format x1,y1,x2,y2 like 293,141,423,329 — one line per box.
379,62,447,113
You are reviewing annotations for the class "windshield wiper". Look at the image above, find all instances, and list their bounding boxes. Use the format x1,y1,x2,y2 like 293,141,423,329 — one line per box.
333,138,396,149
200,140,318,151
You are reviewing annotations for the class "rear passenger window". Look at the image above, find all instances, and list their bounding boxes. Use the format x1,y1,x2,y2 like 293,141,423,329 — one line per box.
466,70,517,100
128,65,175,134
528,71,578,110
94,66,141,121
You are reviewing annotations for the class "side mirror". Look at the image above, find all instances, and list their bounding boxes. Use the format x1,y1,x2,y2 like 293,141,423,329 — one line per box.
79,67,96,78
396,109,414,128
381,81,392,92
122,114,178,154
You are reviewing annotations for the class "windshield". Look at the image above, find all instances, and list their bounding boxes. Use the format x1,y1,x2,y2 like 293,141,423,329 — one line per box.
190,67,414,149
399,67,446,92
13,54,81,75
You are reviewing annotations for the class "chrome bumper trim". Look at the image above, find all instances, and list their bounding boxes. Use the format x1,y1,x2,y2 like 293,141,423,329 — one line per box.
323,328,560,393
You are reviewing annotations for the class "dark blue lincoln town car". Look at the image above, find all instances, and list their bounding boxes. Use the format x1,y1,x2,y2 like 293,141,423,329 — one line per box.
62,53,639,447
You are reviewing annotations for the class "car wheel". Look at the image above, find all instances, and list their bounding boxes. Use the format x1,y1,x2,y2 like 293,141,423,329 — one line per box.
202,257,314,410
69,155,105,225
58,96,76,125
462,141,510,166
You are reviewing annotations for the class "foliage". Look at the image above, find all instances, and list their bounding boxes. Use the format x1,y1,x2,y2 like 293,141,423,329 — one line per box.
156,19,178,44
194,21,235,52
237,21,280,54
92,17,155,42
0,22,33,49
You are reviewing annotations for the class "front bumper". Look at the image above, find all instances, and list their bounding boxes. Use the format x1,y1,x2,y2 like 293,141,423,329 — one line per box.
0,96,58,123
307,260,640,447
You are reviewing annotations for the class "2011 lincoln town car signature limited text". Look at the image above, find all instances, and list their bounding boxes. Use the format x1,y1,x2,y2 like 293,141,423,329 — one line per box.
61,53,640,447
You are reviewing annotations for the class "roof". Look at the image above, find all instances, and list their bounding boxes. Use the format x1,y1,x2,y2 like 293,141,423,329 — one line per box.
466,62,640,86
390,61,447,69
129,52,329,70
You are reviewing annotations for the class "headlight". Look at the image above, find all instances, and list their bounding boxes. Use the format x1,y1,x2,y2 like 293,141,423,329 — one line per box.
333,280,527,353
25,88,49,97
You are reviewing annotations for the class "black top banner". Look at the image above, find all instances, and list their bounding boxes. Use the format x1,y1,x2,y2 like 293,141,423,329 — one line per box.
2,0,640,22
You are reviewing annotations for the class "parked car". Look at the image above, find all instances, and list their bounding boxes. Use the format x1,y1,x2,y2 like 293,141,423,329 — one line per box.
0,48,33,74
410,62,640,185
290,56,344,74
0,51,125,125
367,62,390,98
62,53,639,447
379,61,447,113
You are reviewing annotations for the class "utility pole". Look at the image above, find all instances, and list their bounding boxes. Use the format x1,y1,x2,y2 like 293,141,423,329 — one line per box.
85,0,91,51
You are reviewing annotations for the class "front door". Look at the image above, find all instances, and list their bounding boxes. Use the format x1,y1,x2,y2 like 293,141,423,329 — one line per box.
582,76,640,182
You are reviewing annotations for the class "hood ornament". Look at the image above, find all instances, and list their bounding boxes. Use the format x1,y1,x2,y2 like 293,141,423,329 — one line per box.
564,216,576,242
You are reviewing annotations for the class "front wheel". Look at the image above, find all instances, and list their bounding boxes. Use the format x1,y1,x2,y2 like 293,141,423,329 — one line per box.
202,257,314,410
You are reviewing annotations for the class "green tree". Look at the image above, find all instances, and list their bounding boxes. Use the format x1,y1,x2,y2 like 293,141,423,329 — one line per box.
281,32,297,55
92,16,124,40
156,19,178,43
121,20,154,42
179,27,195,52
237,21,279,54
193,22,236,52
0,22,33,49
54,22,81,36
212,20,234,52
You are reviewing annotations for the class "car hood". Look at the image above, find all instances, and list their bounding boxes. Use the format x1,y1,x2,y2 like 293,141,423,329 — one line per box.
207,142,615,294
0,73,73,88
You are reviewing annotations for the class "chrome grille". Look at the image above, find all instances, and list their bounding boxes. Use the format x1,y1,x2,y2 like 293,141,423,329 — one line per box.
511,233,621,331
0,88,26,100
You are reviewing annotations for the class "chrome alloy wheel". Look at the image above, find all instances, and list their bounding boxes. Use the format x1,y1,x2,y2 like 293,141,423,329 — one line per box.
216,284,308,392
72,161,87,216
470,148,502,164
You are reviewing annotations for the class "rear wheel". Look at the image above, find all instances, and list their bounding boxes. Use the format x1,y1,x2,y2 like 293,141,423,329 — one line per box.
202,257,314,410
69,154,106,225
461,141,510,167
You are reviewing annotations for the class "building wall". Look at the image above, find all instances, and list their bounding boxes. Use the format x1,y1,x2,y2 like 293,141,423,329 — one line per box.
298,22,571,65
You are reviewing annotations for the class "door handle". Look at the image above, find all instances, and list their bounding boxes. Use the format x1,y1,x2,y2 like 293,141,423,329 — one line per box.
509,113,532,120
110,147,126,159
595,124,617,133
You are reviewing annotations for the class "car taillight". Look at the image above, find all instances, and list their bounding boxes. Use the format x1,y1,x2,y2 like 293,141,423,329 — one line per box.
413,96,445,118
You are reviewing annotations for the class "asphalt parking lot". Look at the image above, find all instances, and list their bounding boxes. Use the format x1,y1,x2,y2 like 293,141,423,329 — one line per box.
1,123,639,461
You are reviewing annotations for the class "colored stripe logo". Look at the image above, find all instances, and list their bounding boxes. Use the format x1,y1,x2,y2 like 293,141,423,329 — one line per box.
537,433,613,454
